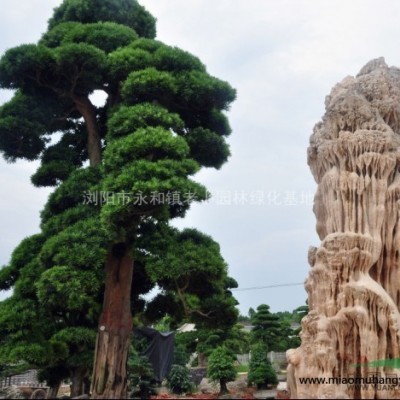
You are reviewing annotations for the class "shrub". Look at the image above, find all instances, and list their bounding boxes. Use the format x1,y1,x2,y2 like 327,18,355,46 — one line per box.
166,364,194,394
207,346,236,394
127,348,157,399
173,343,190,367
248,343,278,389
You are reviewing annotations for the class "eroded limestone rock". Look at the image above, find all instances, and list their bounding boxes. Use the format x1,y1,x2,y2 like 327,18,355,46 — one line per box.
288,58,400,399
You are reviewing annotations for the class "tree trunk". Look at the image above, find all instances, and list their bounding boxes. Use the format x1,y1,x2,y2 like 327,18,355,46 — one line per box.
46,381,61,399
91,243,134,399
219,379,228,395
73,95,102,167
198,353,207,367
70,367,86,398
83,377,91,396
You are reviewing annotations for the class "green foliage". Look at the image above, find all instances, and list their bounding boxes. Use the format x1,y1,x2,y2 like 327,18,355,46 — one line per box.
197,333,222,357
129,38,162,53
185,127,230,169
146,228,225,282
32,129,88,187
48,0,157,39
0,42,108,95
174,331,198,359
166,365,193,395
225,324,251,355
32,160,76,187
293,304,309,323
251,304,282,351
173,343,190,367
50,327,96,368
100,159,205,234
142,226,238,333
108,47,152,81
273,319,301,351
36,266,101,318
238,314,251,323
9,343,50,365
52,327,95,346
0,265,18,291
207,347,236,388
42,22,138,53
41,205,97,237
0,0,237,394
38,218,108,271
275,311,293,323
0,92,55,161
53,43,108,93
121,67,177,104
153,46,205,73
191,323,248,364
0,44,54,90
247,305,307,352
174,71,236,112
153,315,172,333
107,103,184,139
127,347,156,399
248,343,277,389
0,234,45,291
40,167,101,222
103,127,190,170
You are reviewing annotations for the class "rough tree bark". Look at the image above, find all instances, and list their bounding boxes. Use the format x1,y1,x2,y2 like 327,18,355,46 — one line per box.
90,243,134,399
46,381,61,399
73,94,135,399
70,367,87,398
73,95,102,167
219,379,228,395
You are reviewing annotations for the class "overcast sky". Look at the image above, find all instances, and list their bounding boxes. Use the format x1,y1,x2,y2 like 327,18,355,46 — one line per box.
1,0,400,314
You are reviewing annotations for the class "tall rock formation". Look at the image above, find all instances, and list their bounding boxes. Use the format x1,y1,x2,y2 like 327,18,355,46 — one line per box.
287,58,400,399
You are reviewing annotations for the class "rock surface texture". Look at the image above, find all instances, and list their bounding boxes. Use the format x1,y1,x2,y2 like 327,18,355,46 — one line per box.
287,58,400,399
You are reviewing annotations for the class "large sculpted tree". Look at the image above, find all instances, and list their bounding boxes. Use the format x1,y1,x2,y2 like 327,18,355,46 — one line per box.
0,1,235,398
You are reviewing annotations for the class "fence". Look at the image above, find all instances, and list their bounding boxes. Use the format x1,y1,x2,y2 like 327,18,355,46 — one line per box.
0,370,46,388
268,351,287,365
236,353,250,365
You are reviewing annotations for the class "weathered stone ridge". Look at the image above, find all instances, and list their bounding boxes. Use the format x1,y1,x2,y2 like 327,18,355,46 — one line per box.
287,58,400,399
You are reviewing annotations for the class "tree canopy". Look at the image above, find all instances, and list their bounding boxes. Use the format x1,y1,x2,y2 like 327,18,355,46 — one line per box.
0,0,237,397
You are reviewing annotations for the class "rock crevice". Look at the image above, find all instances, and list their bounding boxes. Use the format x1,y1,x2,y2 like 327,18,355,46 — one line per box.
288,58,400,399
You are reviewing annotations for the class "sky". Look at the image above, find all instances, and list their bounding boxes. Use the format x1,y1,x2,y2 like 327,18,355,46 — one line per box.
1,0,400,314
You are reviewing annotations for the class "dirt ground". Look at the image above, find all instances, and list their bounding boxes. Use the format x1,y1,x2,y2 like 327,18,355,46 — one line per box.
150,373,274,399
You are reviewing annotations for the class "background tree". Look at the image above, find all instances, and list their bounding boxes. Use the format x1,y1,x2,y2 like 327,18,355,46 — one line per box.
225,324,251,355
247,343,277,389
238,314,251,324
0,0,236,397
141,225,239,367
248,307,256,320
187,323,249,367
0,218,106,397
207,346,236,395
0,222,238,396
292,304,309,323
143,226,238,326
250,304,282,351
127,346,156,400
166,365,194,395
274,320,301,351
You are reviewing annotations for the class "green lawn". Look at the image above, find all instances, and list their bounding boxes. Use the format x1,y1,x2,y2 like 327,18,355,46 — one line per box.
235,364,249,373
